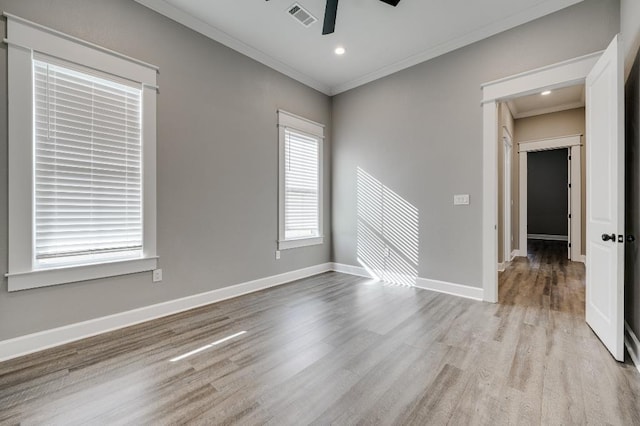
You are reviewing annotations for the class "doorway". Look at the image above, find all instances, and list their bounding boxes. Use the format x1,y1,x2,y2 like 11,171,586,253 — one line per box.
518,135,583,263
482,37,626,361
526,148,570,254
481,51,601,303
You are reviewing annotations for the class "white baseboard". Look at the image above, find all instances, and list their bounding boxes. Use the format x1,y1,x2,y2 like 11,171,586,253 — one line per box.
0,261,488,362
332,263,484,301
497,262,506,272
415,277,484,301
331,262,372,278
0,263,333,362
511,249,527,257
571,254,586,263
528,234,568,242
624,321,640,373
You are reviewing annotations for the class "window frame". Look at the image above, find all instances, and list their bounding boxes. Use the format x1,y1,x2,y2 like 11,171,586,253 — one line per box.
5,13,158,291
277,110,324,250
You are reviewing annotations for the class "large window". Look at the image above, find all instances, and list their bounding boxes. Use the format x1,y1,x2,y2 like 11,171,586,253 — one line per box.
6,14,158,291
277,110,324,250
34,61,143,266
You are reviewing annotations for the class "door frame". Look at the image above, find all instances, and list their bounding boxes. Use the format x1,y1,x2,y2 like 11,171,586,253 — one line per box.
502,127,513,266
481,51,602,303
518,135,583,263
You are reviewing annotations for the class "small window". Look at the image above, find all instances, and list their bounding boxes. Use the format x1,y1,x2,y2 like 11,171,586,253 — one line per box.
277,111,324,250
6,15,158,291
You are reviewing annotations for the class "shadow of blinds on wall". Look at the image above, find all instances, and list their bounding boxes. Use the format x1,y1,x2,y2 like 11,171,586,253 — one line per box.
357,167,419,286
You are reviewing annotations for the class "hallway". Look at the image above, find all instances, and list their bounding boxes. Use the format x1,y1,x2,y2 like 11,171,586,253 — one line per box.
500,240,584,313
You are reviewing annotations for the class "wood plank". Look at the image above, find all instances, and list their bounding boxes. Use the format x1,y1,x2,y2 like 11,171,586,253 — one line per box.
0,242,638,424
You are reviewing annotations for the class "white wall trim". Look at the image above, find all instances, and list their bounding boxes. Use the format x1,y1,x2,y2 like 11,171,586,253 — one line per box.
332,263,485,301
510,250,519,260
497,262,506,272
482,51,602,101
0,262,489,362
5,15,158,292
518,137,582,262
0,263,333,362
518,134,582,151
3,13,158,72
503,129,513,264
519,151,528,258
415,277,485,301
528,234,569,241
482,52,600,303
277,111,325,252
6,257,159,292
624,322,640,373
332,262,372,278
483,101,499,303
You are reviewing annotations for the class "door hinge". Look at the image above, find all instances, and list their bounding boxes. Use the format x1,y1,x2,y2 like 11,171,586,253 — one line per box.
568,183,572,188
569,243,572,247
569,155,572,160
568,214,572,219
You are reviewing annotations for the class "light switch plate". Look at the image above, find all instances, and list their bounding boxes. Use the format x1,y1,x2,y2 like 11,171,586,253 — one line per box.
454,194,470,205
152,269,163,282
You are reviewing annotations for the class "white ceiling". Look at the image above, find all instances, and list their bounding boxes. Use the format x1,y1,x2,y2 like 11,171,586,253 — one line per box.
508,84,585,119
135,0,584,95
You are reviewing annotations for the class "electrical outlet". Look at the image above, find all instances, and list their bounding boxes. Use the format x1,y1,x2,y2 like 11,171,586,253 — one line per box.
454,194,470,205
152,269,163,282
275,250,281,260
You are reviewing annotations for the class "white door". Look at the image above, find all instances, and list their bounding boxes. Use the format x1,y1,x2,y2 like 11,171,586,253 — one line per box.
585,35,625,361
567,149,571,260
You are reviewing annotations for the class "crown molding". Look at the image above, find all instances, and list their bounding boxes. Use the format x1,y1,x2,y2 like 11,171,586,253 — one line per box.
135,0,584,96
329,0,584,95
133,0,331,95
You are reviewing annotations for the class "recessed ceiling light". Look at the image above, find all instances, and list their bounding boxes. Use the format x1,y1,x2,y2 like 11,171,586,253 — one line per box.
335,46,346,55
541,90,552,96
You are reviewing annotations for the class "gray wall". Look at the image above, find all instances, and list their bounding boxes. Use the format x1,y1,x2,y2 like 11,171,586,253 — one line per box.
625,44,640,346
0,0,332,340
332,0,619,288
527,150,569,236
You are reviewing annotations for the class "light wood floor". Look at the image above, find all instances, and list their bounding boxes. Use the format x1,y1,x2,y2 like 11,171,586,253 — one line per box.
1,240,639,425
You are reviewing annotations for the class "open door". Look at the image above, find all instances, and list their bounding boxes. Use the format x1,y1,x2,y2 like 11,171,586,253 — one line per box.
585,35,625,361
568,149,572,260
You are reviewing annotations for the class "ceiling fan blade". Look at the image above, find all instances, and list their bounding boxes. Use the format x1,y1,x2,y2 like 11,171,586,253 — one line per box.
322,0,339,35
379,0,401,5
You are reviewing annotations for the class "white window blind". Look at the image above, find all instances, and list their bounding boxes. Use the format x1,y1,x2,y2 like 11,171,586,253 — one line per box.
34,60,143,265
284,128,320,240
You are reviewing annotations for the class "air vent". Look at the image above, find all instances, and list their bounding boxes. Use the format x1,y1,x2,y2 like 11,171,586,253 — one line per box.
287,3,317,27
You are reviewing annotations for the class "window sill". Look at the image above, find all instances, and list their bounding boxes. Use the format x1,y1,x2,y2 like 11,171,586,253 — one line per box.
6,256,159,292
278,236,324,250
